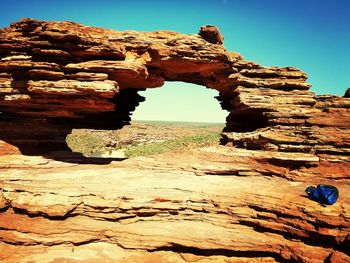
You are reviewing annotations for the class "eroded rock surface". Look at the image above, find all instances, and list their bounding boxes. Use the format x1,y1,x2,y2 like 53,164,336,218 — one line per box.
0,19,349,262
0,18,322,154
0,148,349,263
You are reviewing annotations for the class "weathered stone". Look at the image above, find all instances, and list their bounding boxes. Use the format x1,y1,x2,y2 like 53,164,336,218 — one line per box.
229,73,312,90
27,79,119,98
198,25,224,44
3,94,30,101
68,72,109,81
344,87,350,98
65,60,147,76
0,18,350,262
32,48,71,57
0,147,348,262
0,60,61,71
28,69,65,80
0,77,12,93
70,45,126,59
239,67,308,79
0,54,32,61
328,251,350,263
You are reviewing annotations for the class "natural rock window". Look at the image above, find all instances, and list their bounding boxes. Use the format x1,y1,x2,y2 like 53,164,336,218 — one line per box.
132,82,227,123
0,18,348,160
1,19,350,263
66,82,228,157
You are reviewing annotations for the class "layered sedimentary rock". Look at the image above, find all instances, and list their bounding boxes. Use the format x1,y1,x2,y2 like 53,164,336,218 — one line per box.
345,87,350,98
0,148,349,263
1,18,348,158
0,19,350,262
0,18,320,154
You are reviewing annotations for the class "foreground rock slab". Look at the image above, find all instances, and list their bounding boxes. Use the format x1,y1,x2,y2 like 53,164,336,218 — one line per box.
0,147,349,263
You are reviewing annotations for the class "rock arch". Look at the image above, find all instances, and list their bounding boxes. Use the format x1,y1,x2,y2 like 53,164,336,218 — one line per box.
1,19,350,263
0,18,349,158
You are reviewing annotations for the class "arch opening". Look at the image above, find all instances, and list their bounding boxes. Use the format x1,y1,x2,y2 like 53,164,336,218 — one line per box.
132,82,227,123
66,82,229,158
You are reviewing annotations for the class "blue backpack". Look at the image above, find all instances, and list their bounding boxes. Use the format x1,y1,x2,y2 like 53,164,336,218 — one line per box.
305,184,339,205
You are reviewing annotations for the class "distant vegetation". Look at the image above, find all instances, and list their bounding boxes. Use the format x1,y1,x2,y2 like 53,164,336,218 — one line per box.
136,120,225,127
124,131,221,157
66,121,224,157
66,130,118,157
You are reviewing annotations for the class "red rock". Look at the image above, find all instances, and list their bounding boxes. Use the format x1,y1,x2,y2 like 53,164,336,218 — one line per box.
0,18,349,262
328,251,350,263
32,47,71,58
198,25,224,44
68,72,109,81
344,87,350,98
27,79,119,98
0,140,21,155
28,69,65,80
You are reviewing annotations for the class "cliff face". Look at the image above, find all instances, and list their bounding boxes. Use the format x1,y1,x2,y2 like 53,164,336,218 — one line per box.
0,19,349,263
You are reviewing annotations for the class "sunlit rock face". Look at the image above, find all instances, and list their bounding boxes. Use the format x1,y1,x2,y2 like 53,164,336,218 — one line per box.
2,19,348,158
0,18,324,154
0,19,350,263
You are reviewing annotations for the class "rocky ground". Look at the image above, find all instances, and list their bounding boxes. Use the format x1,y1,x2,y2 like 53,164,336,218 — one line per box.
0,140,349,262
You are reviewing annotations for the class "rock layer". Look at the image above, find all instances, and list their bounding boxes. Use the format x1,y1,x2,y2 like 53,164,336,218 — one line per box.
0,18,324,154
0,19,350,262
1,19,348,158
0,148,349,263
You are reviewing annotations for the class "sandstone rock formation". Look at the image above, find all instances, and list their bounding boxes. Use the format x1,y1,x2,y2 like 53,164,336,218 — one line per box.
0,147,349,263
0,18,349,262
345,87,350,98
198,25,224,44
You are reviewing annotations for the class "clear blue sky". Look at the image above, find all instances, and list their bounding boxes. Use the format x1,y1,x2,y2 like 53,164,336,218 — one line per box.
1,0,349,122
